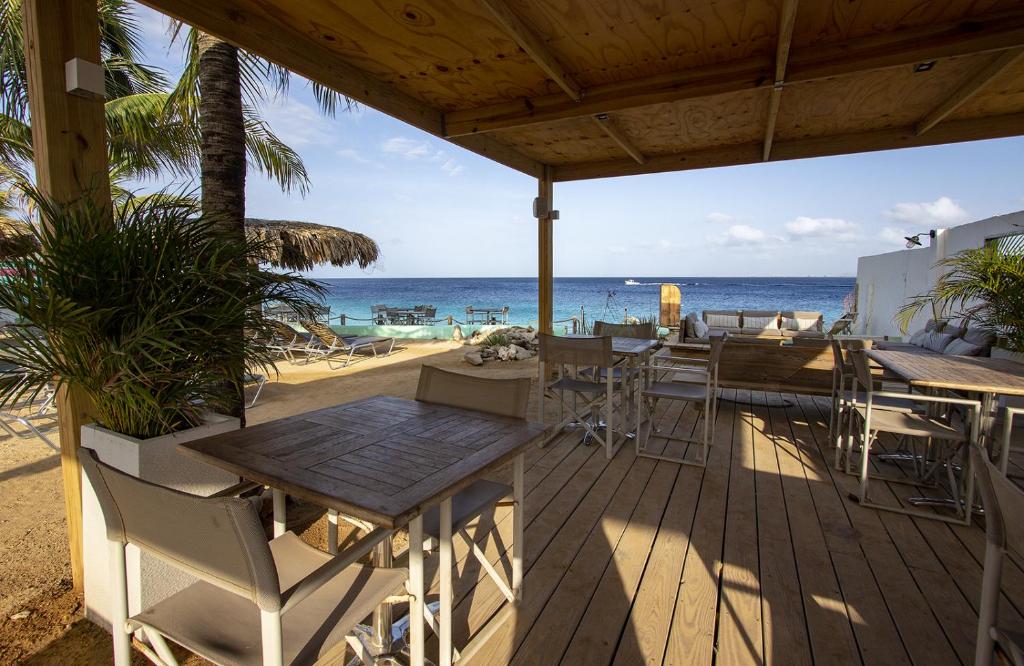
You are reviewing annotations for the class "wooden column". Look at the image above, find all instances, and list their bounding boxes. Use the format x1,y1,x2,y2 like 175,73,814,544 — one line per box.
23,0,112,592
537,165,554,334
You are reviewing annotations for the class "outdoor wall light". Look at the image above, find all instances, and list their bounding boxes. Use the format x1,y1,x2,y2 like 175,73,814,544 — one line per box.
904,229,936,248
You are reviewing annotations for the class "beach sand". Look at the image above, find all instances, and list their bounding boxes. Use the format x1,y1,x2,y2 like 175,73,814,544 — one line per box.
0,339,540,664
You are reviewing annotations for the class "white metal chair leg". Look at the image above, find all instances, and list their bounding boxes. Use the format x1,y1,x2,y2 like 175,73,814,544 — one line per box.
439,498,454,666
408,515,425,666
513,453,524,602
110,540,131,666
327,509,339,555
272,489,286,538
259,610,284,666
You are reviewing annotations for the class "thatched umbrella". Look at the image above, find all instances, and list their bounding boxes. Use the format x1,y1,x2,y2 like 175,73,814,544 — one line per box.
245,218,379,271
0,216,379,271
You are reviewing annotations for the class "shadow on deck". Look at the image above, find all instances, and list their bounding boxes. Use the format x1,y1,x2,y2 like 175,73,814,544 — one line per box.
422,389,1023,666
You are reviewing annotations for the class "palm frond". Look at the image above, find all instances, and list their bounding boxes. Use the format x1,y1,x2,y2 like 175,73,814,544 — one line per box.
243,108,310,195
106,92,200,179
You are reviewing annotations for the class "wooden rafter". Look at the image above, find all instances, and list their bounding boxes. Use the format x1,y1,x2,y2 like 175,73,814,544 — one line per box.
592,115,645,164
479,0,582,101
553,112,1024,181
763,0,798,162
915,47,1024,135
444,7,1024,137
135,0,544,178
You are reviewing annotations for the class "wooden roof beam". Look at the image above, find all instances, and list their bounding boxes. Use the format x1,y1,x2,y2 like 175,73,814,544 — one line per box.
479,0,582,101
445,7,1024,137
553,112,1024,182
592,114,645,164
135,0,544,177
763,0,798,162
915,47,1024,135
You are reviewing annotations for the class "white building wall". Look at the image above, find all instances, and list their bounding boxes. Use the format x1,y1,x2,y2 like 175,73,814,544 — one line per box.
855,210,1024,338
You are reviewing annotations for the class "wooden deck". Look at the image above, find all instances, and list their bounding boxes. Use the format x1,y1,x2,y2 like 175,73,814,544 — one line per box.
412,389,1024,665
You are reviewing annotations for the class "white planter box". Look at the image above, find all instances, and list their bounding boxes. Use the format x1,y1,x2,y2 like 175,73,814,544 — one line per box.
81,413,240,631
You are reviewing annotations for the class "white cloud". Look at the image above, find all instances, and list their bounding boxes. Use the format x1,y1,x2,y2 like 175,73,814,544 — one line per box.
440,158,464,177
885,196,969,227
337,148,369,164
706,211,734,223
260,98,337,147
785,216,858,239
881,227,911,245
711,224,773,247
380,137,432,159
381,138,464,175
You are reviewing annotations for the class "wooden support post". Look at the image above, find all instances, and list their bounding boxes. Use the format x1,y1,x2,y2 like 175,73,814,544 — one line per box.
537,166,554,335
23,0,112,592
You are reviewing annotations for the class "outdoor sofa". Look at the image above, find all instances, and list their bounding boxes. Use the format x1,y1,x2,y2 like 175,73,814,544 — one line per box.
679,309,825,342
873,319,997,357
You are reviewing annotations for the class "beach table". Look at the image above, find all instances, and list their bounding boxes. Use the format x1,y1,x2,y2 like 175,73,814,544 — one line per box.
179,395,549,666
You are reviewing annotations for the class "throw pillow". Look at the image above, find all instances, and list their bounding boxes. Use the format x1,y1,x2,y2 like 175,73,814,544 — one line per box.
923,331,956,353
943,338,985,356
693,319,710,339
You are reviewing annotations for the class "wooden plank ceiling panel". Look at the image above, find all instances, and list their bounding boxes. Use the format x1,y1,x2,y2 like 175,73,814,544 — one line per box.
949,55,1024,120
511,0,778,88
773,55,987,141
793,0,1021,47
257,0,560,110
489,117,625,165
613,89,768,155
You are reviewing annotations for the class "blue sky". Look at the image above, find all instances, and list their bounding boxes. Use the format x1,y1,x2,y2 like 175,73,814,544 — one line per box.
133,4,1024,280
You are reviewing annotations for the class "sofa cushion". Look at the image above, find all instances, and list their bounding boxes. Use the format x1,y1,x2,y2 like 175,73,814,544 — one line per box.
742,312,780,331
908,329,929,346
943,338,986,356
781,329,825,339
692,318,709,339
781,311,823,332
922,331,956,353
704,311,740,328
683,312,699,339
961,327,996,348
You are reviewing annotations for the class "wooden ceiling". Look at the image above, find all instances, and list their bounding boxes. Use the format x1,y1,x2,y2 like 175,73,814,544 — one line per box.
142,0,1024,181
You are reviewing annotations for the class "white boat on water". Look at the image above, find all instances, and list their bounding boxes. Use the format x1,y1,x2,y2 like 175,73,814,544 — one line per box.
624,279,641,286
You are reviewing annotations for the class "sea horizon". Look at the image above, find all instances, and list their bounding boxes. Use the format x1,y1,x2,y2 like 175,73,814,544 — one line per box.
317,276,856,329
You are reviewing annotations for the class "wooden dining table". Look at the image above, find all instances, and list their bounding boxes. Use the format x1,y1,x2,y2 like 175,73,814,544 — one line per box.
179,395,549,666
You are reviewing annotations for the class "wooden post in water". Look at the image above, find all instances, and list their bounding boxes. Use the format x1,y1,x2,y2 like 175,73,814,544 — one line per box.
537,165,554,334
23,0,112,592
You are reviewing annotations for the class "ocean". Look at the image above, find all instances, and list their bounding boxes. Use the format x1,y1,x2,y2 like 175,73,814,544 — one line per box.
318,277,855,328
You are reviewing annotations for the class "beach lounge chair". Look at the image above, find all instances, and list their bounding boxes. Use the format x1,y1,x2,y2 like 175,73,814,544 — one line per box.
80,449,406,666
266,320,311,362
300,320,394,368
0,362,57,450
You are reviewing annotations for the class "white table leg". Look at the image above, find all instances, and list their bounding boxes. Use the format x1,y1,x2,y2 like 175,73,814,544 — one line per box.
408,515,425,666
440,497,453,666
512,453,524,602
327,509,338,555
272,489,286,538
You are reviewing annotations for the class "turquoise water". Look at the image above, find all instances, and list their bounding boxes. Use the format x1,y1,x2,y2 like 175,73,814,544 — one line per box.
319,277,855,328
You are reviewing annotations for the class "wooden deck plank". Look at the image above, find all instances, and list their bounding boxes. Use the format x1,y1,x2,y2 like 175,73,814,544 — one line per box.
661,388,740,664
557,405,701,664
779,393,912,666
715,389,765,665
594,419,704,665
443,391,1006,666
748,392,814,666
799,395,960,665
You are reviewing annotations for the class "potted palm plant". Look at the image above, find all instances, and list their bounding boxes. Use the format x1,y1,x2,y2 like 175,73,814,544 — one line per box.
896,234,1024,361
0,188,324,627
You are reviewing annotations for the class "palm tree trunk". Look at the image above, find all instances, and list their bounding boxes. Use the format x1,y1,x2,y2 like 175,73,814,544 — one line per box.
197,32,246,423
